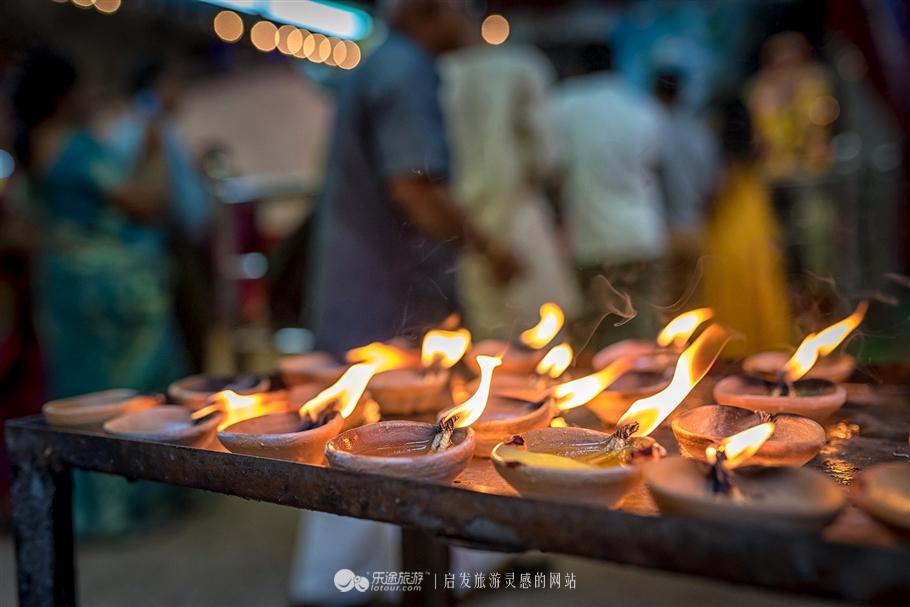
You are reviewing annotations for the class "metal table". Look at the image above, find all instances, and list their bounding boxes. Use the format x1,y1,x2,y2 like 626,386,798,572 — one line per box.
7,376,910,606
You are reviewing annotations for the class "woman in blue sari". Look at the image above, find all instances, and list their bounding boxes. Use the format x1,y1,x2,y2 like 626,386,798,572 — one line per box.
12,51,189,536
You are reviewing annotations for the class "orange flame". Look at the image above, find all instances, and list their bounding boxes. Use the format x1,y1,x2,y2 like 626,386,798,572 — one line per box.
440,355,501,428
656,308,715,349
552,356,635,411
706,422,775,469
617,324,730,437
298,363,376,421
783,301,868,382
550,416,568,428
519,302,564,349
421,328,471,369
535,343,574,379
198,390,280,431
346,342,415,373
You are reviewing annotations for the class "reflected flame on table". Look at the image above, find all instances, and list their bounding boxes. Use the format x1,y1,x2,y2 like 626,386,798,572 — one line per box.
421,328,471,369
520,302,564,350
439,355,501,428
707,422,775,469
298,363,376,421
536,343,574,379
656,308,714,349
783,301,868,382
617,324,730,437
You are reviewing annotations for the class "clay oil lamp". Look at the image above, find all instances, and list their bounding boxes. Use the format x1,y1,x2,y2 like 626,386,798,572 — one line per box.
646,422,845,531
853,461,910,532
42,389,163,428
491,326,731,508
672,405,826,467
217,363,375,464
279,351,346,389
742,301,868,384
325,356,501,483
592,307,714,373
168,373,270,410
103,406,223,448
468,302,564,375
353,329,470,416
714,302,867,422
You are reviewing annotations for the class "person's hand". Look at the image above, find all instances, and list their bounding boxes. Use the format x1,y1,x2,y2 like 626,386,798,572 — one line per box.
483,242,523,285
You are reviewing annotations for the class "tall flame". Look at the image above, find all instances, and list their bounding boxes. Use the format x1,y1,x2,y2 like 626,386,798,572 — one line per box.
552,356,635,411
707,422,775,469
440,355,501,428
783,301,868,382
421,328,471,369
519,302,564,350
298,363,376,421
617,324,730,437
346,342,415,373
536,343,574,379
656,308,715,349
199,390,279,431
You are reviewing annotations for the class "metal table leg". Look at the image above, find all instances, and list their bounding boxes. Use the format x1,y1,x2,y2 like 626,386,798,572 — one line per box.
401,528,450,607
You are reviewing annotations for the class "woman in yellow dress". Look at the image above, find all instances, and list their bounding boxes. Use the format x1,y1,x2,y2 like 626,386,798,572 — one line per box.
704,101,792,357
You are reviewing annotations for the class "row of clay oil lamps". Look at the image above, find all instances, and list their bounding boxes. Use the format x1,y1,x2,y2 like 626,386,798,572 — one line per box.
40,301,908,534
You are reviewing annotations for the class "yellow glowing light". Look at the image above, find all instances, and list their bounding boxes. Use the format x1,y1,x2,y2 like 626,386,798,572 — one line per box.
340,41,361,69
298,363,376,421
332,38,348,65
783,301,868,382
550,417,568,428
94,0,120,14
317,35,333,62
481,14,510,45
709,422,776,469
618,324,730,437
655,308,714,349
213,10,244,43
421,328,471,369
520,302,564,350
536,343,574,379
441,355,501,428
73,0,94,7
196,390,281,431
552,356,635,411
300,32,316,58
277,24,304,55
250,20,278,52
346,342,415,373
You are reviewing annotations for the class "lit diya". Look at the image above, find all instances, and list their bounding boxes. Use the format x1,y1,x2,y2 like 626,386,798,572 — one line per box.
324,355,501,483
714,302,866,422
42,389,163,428
742,301,868,384
279,351,346,389
352,329,470,416
852,461,910,532
217,363,374,464
467,302,564,375
672,405,826,467
466,342,575,403
103,406,223,448
491,326,730,508
646,423,845,531
168,373,270,410
592,307,714,373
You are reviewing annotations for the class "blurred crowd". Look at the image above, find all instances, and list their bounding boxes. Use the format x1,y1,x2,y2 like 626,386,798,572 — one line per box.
0,0,906,566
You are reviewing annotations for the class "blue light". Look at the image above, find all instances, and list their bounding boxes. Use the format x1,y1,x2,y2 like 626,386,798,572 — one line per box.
0,149,14,180
198,0,373,40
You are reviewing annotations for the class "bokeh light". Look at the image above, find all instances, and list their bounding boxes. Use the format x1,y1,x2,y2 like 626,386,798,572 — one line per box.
808,95,840,126
213,10,244,43
94,0,119,13
250,20,278,53
481,14,509,45
277,24,303,55
340,40,361,69
72,0,95,8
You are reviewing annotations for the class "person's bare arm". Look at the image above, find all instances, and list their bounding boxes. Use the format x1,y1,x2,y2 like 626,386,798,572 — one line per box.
389,175,521,284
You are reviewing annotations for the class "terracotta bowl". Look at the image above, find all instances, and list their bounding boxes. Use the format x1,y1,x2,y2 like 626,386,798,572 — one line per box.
288,383,379,430
103,406,223,448
43,390,163,427
672,405,826,467
466,340,544,376
853,461,910,531
368,368,451,416
713,375,846,422
743,351,856,383
325,420,475,483
645,456,845,532
217,412,343,464
592,340,677,373
168,374,270,410
584,371,670,426
491,427,663,509
438,395,554,458
279,351,346,388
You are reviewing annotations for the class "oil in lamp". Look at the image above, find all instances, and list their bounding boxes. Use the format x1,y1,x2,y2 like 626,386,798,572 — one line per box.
592,307,714,373
853,461,910,532
672,404,826,467
743,301,868,383
324,356,501,483
167,373,270,410
646,422,845,531
358,328,470,416
714,302,867,421
490,326,730,508
217,363,375,463
42,389,163,427
467,302,564,375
